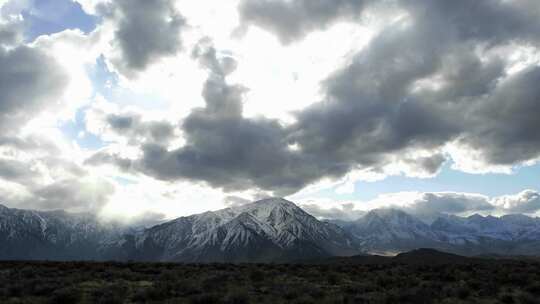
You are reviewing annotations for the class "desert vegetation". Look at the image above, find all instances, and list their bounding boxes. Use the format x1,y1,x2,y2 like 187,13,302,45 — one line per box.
1,258,540,304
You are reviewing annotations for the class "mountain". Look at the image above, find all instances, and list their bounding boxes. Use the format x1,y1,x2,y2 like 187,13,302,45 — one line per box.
326,248,478,265
393,248,472,264
334,209,540,256
3,200,540,262
340,209,442,254
100,198,360,262
0,204,126,260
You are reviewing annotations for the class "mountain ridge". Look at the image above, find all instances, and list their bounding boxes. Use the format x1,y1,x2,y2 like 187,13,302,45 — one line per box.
2,199,540,261
99,198,359,262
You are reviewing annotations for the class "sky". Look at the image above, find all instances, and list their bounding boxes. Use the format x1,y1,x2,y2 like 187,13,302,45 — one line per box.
0,0,539,222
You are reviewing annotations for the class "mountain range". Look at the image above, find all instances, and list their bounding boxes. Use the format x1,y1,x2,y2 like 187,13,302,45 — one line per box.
1,198,540,262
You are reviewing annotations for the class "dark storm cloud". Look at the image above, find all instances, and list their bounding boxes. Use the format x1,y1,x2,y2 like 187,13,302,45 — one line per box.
90,1,540,194
406,190,540,216
403,0,540,46
415,154,446,176
105,113,176,143
238,0,367,44
135,42,392,194
104,0,186,76
288,0,540,177
239,0,540,45
406,193,495,216
86,43,327,194
459,67,540,165
0,45,68,131
137,82,309,193
289,12,461,175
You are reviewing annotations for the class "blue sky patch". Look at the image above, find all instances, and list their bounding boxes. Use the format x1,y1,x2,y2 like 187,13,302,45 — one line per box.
22,0,97,41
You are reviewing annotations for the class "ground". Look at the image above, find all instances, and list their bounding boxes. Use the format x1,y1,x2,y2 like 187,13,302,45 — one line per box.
0,259,540,303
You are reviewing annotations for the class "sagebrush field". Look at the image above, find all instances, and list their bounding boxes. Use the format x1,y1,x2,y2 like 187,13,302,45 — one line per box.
1,257,540,304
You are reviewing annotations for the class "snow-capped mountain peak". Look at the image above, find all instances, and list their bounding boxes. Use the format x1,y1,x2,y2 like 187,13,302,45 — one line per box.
104,197,359,262
4,201,540,261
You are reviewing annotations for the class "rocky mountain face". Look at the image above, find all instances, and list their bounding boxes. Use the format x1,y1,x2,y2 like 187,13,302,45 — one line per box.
334,209,540,256
338,209,443,255
2,199,540,261
0,204,126,260
101,198,359,262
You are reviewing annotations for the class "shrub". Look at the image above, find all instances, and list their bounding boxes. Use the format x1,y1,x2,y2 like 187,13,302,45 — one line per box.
516,292,537,304
224,290,250,304
91,282,129,304
456,286,471,299
49,287,82,304
525,282,540,295
327,272,341,285
249,269,265,283
499,293,515,304
189,293,222,304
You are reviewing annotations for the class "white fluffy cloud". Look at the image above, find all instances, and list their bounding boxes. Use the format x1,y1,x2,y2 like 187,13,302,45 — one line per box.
296,189,540,221
492,190,540,214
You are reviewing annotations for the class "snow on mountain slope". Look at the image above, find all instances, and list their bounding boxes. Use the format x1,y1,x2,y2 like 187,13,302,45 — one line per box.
107,198,359,262
340,208,442,253
3,200,540,261
0,204,126,260
333,209,540,255
432,213,540,242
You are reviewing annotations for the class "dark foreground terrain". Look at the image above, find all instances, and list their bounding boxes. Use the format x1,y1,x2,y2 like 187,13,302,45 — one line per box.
1,250,540,304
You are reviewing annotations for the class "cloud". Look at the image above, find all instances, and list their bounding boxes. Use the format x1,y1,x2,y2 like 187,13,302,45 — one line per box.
223,195,251,207
300,202,366,221
403,192,495,216
0,134,115,213
136,44,307,194
457,67,540,166
85,1,540,199
74,0,105,15
84,151,133,172
0,16,23,46
85,101,177,146
0,42,68,131
298,189,540,222
108,113,175,143
240,0,540,45
86,42,322,195
287,14,460,180
405,190,540,217
100,0,186,77
125,210,167,227
31,177,114,211
0,177,114,213
238,0,367,44
0,158,36,181
286,0,540,180
0,0,31,17
492,190,540,214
